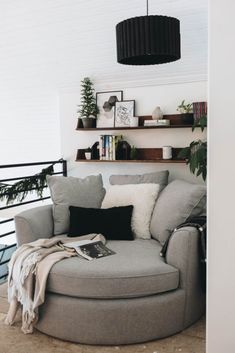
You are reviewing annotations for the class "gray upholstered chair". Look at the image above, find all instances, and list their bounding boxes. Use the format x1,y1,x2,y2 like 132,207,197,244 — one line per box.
15,179,206,345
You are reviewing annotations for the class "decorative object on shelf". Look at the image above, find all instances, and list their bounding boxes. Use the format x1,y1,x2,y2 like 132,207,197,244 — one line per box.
116,0,180,65
114,100,135,127
152,106,163,120
193,102,207,124
85,147,92,160
78,77,98,129
81,117,96,129
178,116,207,181
98,134,122,160
77,118,83,129
116,140,131,160
177,100,194,125
130,146,138,160
0,161,61,205
162,146,172,160
91,142,100,160
96,91,123,128
144,119,170,127
130,116,139,127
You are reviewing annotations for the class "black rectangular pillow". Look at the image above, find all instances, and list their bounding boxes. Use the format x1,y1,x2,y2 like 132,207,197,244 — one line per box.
68,205,134,240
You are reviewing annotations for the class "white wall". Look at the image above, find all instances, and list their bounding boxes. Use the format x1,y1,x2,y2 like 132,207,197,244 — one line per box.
0,0,207,219
60,80,207,186
0,0,207,165
0,89,61,164
207,1,235,352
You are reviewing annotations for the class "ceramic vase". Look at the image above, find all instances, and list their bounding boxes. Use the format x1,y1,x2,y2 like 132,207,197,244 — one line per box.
152,106,163,120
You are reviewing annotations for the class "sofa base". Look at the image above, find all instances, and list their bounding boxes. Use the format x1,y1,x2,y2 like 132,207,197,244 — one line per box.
36,290,204,345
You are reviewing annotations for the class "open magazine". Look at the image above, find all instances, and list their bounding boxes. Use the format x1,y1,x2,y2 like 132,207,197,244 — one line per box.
63,239,115,261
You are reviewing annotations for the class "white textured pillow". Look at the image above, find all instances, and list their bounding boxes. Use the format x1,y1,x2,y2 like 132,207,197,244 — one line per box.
102,184,160,239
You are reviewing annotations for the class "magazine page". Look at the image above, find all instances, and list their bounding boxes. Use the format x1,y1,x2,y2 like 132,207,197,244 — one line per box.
64,239,97,249
79,241,115,260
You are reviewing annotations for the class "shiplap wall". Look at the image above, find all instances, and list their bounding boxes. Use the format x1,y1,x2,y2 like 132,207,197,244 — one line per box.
0,0,207,166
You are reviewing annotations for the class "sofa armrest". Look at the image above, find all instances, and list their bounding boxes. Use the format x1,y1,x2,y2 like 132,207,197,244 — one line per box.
14,205,54,246
166,226,205,326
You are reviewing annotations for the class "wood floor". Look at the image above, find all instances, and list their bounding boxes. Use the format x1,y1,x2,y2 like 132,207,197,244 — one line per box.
0,282,205,353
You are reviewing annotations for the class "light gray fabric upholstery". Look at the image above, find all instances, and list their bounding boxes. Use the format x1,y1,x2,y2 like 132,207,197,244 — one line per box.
109,170,169,192
166,226,206,327
47,239,179,299
150,180,206,244
47,174,105,235
15,205,53,246
14,198,205,345
36,290,185,345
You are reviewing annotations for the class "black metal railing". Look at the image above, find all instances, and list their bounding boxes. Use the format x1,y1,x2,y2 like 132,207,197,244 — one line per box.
0,159,67,281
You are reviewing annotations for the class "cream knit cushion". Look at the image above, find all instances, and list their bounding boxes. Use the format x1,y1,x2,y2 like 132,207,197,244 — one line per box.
102,184,160,239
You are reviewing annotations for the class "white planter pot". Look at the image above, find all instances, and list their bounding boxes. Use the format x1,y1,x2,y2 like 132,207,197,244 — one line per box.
85,152,92,160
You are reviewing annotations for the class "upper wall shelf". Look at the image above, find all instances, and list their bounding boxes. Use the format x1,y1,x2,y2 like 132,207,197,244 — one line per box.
76,114,205,131
76,125,193,131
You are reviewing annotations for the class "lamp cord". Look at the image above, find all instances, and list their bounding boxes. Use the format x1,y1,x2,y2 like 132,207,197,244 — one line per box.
146,0,149,15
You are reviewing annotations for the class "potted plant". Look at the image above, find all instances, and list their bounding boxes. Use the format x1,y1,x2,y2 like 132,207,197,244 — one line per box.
178,116,207,181
177,100,194,125
78,77,99,128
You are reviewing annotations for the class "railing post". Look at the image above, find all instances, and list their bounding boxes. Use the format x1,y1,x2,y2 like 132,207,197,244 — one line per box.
62,159,67,177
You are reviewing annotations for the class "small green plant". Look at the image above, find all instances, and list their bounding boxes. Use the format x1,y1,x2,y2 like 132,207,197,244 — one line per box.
177,100,193,114
192,114,207,131
130,146,138,160
78,77,99,119
178,116,207,181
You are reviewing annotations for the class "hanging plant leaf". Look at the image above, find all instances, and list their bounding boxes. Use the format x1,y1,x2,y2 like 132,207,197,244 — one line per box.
0,163,56,205
192,115,207,132
178,133,207,182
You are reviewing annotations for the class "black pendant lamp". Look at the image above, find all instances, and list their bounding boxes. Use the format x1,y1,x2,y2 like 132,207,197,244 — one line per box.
116,0,181,65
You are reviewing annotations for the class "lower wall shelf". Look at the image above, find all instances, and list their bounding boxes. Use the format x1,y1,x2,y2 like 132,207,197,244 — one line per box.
75,159,186,164
76,148,186,164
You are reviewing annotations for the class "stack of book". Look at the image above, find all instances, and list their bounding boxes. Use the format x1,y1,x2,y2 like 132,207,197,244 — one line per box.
98,135,122,160
193,102,207,122
144,119,170,127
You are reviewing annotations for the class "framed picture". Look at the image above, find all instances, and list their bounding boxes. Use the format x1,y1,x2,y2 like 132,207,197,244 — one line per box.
114,100,135,127
96,91,123,128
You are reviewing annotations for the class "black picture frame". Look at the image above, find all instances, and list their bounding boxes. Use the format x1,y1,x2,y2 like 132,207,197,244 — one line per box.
114,100,135,127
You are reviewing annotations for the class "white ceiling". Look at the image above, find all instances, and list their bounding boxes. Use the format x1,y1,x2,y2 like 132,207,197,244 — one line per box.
0,0,208,93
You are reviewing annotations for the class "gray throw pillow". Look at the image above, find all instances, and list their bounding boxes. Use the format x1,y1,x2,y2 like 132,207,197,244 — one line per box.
109,170,169,192
150,180,206,244
47,174,106,235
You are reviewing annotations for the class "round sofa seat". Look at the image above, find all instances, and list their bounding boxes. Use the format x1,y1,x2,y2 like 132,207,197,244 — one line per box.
47,239,179,299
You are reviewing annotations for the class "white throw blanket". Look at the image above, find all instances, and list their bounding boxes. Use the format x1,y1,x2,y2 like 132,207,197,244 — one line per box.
4,233,105,334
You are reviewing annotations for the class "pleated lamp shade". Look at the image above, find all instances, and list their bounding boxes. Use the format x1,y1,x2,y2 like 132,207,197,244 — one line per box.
116,15,181,65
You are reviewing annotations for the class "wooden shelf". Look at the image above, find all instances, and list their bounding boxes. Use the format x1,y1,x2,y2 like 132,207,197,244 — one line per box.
76,159,186,164
76,125,193,131
76,147,186,164
76,114,205,131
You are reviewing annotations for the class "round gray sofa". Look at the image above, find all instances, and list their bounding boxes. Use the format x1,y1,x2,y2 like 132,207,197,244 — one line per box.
14,204,205,345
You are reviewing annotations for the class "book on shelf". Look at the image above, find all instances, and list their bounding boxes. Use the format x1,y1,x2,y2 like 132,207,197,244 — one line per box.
144,119,170,126
63,239,116,261
98,134,122,161
193,102,207,123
